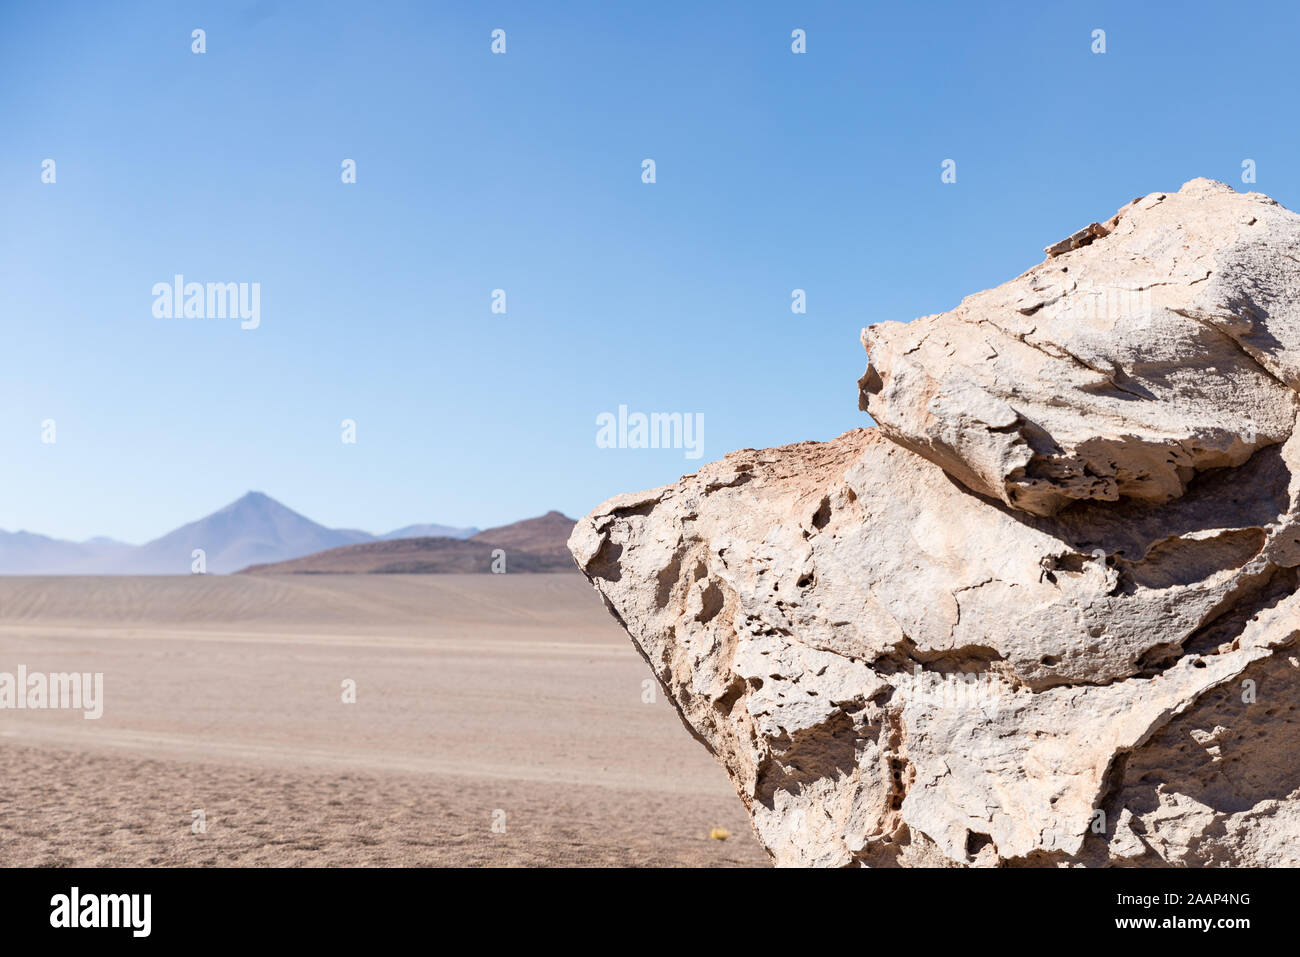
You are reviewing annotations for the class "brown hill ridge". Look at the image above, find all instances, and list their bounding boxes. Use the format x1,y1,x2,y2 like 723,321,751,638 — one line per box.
241,512,576,574
468,510,576,557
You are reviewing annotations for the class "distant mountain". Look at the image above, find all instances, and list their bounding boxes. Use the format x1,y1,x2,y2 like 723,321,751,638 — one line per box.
379,523,478,541
0,495,554,574
242,512,577,575
118,491,375,574
0,530,133,574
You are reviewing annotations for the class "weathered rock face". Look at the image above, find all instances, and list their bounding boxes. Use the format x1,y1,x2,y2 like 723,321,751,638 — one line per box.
861,179,1300,518
570,179,1300,867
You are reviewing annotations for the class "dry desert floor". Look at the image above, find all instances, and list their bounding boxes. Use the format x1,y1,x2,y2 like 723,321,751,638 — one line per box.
0,574,766,866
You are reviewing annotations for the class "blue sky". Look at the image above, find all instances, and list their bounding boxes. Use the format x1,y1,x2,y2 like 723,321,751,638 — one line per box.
3,0,1299,542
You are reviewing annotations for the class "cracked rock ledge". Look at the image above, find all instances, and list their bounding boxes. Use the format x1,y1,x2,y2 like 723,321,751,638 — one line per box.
569,179,1300,867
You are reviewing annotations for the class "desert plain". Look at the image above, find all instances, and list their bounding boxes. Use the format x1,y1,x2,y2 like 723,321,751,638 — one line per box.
0,573,765,866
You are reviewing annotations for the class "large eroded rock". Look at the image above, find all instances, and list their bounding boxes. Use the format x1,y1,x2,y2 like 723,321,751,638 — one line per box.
570,180,1300,867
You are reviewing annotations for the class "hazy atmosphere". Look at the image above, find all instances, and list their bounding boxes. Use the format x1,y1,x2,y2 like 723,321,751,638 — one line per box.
5,1,1298,543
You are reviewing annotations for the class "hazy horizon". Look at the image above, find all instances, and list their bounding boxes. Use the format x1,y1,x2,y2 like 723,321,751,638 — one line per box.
0,488,503,546
0,489,577,574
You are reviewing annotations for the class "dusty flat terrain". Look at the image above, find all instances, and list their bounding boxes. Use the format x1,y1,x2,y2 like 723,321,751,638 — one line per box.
0,574,766,866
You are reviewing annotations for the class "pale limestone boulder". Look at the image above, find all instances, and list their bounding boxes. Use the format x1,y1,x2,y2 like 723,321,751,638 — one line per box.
570,181,1300,867
859,178,1300,517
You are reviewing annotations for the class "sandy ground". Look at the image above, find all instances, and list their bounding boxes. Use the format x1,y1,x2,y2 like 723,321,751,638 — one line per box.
0,574,767,866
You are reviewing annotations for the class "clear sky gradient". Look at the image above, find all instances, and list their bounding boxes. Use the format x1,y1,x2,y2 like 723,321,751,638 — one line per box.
3,0,1298,542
